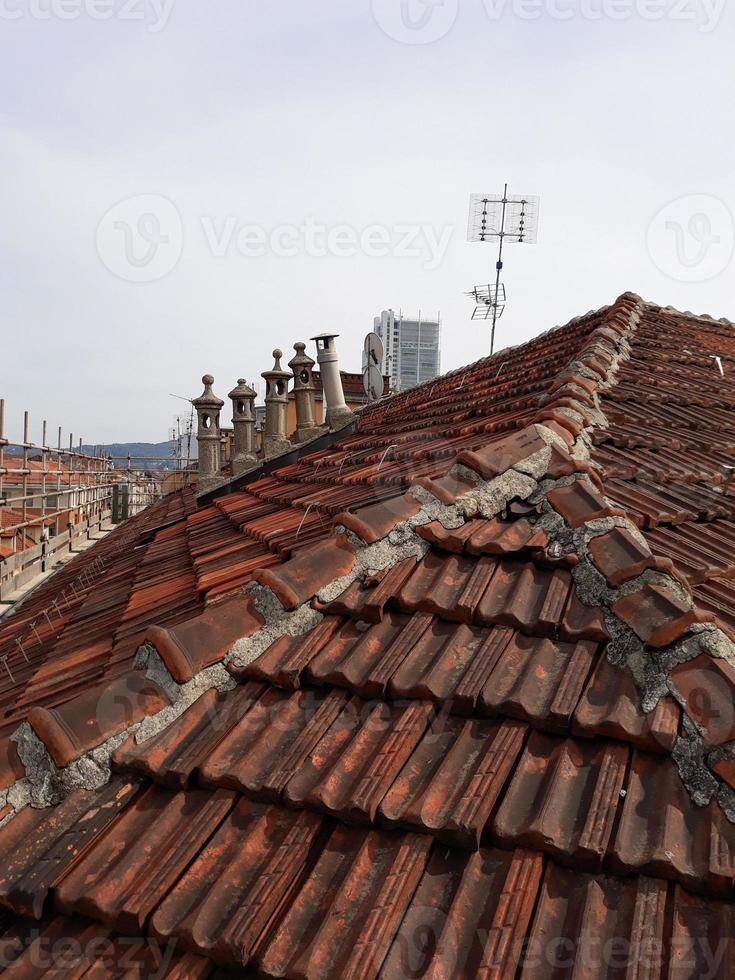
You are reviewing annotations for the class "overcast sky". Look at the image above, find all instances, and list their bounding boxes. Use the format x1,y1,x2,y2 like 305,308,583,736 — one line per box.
1,0,733,444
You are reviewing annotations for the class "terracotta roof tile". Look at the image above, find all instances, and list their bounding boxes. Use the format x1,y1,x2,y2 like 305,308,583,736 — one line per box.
587,526,658,586
253,532,356,610
112,682,266,789
143,595,263,682
231,615,344,688
378,715,527,847
612,581,703,648
335,493,422,543
573,656,680,752
521,865,668,979
282,698,433,824
0,777,139,917
381,846,544,979
478,634,597,733
54,785,237,931
456,427,549,480
669,653,735,746
27,672,170,768
149,797,323,965
0,737,23,790
258,825,433,978
200,687,351,802
560,591,611,642
669,886,735,977
413,470,479,504
611,751,735,895
547,480,624,528
493,732,628,868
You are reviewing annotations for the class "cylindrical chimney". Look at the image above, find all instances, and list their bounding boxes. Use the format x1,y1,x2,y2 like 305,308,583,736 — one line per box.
192,374,224,493
288,342,323,443
262,350,292,458
311,333,355,430
228,378,258,475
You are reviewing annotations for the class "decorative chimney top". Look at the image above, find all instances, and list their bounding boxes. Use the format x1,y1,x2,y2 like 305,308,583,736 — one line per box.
289,342,315,385
262,350,292,458
289,341,321,444
262,350,292,392
192,374,224,494
228,378,257,476
192,374,224,411
228,378,257,406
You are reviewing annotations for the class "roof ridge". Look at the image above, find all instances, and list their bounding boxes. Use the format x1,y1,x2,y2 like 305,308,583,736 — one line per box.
639,298,735,331
357,291,638,421
527,291,645,458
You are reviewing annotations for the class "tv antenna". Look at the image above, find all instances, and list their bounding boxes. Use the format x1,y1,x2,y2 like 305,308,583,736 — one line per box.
467,185,540,354
466,283,506,321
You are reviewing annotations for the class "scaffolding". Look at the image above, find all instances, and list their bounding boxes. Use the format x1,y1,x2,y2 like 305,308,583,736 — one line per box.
0,397,164,599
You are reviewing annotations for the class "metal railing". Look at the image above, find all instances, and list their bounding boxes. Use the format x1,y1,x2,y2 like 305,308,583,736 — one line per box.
0,398,163,593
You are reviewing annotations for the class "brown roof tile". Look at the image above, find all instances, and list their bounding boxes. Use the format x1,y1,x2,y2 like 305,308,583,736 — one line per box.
612,581,703,648
378,715,526,847
54,785,237,931
144,595,263,683
573,655,680,752
4,294,735,975
0,777,139,917
253,532,356,610
610,751,735,895
259,826,433,979
335,493,422,543
27,672,170,768
669,653,735,746
493,732,628,869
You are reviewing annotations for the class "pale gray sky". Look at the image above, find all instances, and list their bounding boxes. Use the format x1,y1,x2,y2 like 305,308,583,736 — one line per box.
1,0,733,443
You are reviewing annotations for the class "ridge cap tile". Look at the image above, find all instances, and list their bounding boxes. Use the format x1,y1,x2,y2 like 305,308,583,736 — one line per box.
253,532,357,610
143,595,264,683
27,672,171,768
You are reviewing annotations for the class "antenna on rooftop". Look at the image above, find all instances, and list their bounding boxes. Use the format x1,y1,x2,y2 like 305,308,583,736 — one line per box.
467,184,540,355
362,331,385,402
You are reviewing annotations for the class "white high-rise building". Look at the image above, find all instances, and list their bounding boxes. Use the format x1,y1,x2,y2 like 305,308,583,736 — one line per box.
373,310,441,393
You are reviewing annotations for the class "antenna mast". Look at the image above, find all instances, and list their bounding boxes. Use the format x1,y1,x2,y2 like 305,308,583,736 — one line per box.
467,185,540,354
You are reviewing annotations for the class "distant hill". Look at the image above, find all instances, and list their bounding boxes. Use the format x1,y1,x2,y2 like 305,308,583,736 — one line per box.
82,440,191,470
6,440,193,470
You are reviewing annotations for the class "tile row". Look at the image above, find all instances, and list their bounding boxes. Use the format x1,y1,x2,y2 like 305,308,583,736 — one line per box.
0,776,732,975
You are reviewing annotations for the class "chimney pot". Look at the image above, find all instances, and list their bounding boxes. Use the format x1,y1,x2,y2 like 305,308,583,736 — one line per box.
228,377,258,475
192,374,225,493
311,332,355,430
262,349,292,458
288,341,322,444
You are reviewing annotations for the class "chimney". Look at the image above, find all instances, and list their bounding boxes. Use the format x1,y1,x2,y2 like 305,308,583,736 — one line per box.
262,349,292,458
192,374,224,493
228,378,258,475
311,333,355,430
288,342,323,444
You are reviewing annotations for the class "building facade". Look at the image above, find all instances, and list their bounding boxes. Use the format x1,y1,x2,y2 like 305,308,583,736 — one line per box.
373,309,441,392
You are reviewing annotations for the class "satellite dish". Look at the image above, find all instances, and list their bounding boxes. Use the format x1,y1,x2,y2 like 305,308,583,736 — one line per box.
363,364,385,401
364,331,384,367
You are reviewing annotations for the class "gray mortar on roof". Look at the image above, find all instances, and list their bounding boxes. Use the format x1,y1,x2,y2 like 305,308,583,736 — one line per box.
0,651,239,821
527,326,735,824
673,726,719,806
7,721,131,814
228,584,324,669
